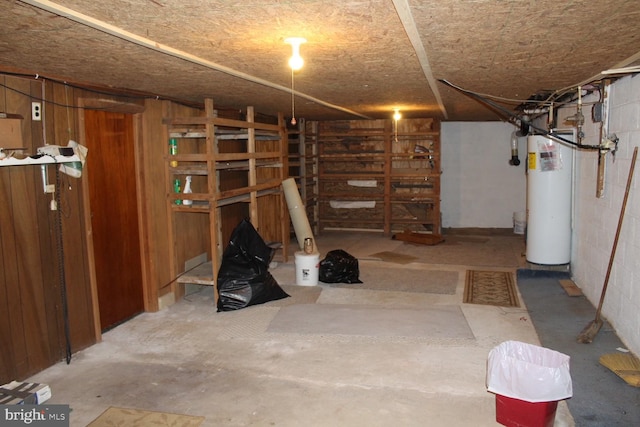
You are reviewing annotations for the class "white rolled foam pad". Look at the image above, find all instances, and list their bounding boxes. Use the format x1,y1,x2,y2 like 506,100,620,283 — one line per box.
282,177,317,253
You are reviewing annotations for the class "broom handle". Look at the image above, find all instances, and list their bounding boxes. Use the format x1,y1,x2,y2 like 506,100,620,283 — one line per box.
594,146,637,322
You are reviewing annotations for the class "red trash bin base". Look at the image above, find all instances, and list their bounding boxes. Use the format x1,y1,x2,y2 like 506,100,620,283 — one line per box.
496,394,558,427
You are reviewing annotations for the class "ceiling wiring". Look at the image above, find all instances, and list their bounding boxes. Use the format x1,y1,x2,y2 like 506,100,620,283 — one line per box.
439,79,605,151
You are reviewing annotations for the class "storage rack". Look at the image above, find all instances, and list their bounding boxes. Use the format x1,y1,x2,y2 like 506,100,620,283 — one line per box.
164,99,289,303
314,118,440,235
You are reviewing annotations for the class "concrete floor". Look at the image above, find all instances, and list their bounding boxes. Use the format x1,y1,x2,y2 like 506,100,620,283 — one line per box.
28,231,576,426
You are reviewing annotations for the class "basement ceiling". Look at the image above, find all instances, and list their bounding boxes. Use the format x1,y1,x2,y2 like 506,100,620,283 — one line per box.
1,0,639,122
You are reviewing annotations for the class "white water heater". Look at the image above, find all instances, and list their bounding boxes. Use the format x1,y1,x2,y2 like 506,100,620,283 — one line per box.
526,133,574,265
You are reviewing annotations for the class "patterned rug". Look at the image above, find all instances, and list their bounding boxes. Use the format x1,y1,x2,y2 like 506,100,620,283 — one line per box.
463,270,519,307
87,407,204,427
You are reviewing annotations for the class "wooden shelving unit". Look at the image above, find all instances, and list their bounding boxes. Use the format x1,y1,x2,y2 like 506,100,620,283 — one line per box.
163,99,289,303
314,118,440,235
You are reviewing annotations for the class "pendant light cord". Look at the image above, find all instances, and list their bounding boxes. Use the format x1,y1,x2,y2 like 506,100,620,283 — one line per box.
290,68,296,125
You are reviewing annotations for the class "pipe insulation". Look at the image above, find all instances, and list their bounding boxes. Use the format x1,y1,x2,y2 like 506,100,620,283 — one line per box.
282,178,318,254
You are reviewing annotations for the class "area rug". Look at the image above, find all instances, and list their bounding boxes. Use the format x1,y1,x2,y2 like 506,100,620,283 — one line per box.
266,303,474,339
87,407,204,427
463,270,520,307
331,266,459,295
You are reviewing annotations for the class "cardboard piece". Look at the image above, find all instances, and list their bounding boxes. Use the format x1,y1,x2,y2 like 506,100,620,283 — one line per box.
0,117,24,149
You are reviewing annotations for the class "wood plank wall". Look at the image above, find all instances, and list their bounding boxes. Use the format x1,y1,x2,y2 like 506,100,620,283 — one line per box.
0,72,281,381
0,74,95,381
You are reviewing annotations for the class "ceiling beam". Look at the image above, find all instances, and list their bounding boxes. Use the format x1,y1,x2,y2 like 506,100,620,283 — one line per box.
392,0,448,119
21,0,372,119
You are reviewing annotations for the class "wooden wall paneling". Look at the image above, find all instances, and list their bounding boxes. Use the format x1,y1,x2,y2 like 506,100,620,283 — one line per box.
0,74,169,380
0,168,15,381
0,164,26,382
0,77,18,381
0,76,27,381
43,80,56,148
11,156,51,372
31,78,65,363
162,100,179,298
6,75,51,377
77,97,102,343
12,76,52,374
58,89,97,353
139,99,165,309
133,111,152,311
0,77,9,380
40,80,68,360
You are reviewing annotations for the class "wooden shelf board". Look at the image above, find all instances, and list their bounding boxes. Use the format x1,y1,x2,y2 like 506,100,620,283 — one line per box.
177,261,214,285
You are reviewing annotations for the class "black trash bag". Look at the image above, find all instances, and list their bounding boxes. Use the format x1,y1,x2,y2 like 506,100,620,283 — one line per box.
319,249,363,284
217,219,289,311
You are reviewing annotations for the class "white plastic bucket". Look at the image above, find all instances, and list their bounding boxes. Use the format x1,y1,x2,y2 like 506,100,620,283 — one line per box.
295,251,320,286
513,211,526,235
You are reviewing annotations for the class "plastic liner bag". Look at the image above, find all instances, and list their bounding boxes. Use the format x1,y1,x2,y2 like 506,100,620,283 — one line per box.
319,249,363,284
216,219,289,312
486,340,573,403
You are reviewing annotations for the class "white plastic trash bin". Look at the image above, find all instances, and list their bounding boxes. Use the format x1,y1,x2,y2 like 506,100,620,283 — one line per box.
486,340,572,427
294,251,320,286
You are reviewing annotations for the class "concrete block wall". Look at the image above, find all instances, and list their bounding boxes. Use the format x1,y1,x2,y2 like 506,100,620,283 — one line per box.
441,121,527,229
570,75,640,355
440,76,640,354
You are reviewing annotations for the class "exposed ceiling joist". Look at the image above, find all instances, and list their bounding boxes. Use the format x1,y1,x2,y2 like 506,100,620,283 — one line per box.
392,0,448,119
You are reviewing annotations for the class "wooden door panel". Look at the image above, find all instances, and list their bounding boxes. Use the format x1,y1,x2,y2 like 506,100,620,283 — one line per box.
84,111,143,330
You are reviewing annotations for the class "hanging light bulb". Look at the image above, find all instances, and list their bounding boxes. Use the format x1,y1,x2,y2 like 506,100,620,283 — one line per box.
285,37,306,125
285,37,306,71
393,109,401,142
